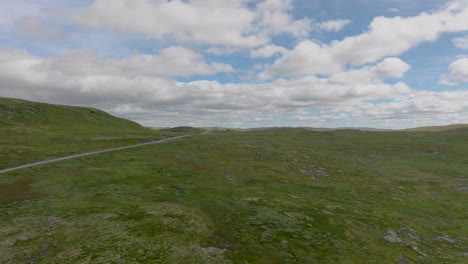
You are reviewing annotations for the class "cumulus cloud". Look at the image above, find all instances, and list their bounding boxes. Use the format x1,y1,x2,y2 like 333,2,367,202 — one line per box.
14,16,65,40
71,0,311,48
318,19,351,32
293,89,468,128
450,58,468,80
453,35,468,49
262,0,468,77
361,90,468,123
45,46,232,77
255,0,311,37
205,47,243,56
440,57,468,85
0,1,45,26
0,46,420,127
259,40,340,78
71,0,266,47
372,57,411,78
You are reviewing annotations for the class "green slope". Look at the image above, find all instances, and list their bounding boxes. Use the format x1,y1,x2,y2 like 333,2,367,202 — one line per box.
0,97,179,169
0,97,151,133
0,128,466,263
402,123,468,132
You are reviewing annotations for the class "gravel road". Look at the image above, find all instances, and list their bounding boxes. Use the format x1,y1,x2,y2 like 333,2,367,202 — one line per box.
0,133,206,174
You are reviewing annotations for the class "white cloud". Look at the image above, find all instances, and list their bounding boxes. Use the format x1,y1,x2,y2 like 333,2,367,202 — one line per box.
260,40,340,78
362,90,468,122
0,1,45,26
71,0,312,48
71,0,266,47
0,46,232,79
0,46,418,127
440,57,468,85
327,58,411,86
318,19,351,32
14,16,65,40
453,35,468,49
1,46,466,128
450,57,468,80
293,90,468,129
255,0,312,37
250,44,288,58
205,47,243,56
262,1,468,77
372,57,411,78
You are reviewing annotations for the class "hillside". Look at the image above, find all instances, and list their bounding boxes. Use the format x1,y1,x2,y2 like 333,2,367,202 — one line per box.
0,97,179,169
0,128,466,263
0,97,151,133
403,123,468,132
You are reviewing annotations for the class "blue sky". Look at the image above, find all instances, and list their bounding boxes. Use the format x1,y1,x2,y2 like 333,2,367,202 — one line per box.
0,0,467,128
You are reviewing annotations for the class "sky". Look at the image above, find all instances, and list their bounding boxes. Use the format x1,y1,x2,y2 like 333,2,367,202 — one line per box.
0,0,467,129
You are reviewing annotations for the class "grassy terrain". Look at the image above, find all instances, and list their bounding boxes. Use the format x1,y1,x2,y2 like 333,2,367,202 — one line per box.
1,127,467,263
0,97,199,169
402,124,468,132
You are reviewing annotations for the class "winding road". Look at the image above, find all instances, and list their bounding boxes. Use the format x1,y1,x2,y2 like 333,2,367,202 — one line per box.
0,132,207,174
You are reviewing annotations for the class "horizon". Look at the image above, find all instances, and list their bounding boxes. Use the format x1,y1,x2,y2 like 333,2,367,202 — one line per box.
1,0,467,129
4,94,468,130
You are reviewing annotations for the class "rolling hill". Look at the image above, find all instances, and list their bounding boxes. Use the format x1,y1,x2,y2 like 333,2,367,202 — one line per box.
402,123,468,132
0,97,182,169
0,97,152,133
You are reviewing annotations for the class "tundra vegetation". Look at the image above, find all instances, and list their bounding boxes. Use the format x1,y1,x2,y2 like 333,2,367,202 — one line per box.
0,98,467,263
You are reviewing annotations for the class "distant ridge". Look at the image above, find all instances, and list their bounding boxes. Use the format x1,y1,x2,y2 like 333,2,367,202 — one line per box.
160,126,206,133
246,126,393,132
402,124,468,132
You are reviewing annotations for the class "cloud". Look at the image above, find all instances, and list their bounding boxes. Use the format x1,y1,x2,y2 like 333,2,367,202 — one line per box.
372,57,411,78
71,0,311,48
262,1,468,77
0,1,45,26
259,40,340,78
328,57,410,85
250,44,288,58
453,35,468,49
14,16,65,40
205,47,243,56
293,89,468,128
440,57,468,85
361,90,468,122
1,46,466,128
71,0,265,47
0,46,418,127
450,57,468,80
318,19,351,32
0,46,232,79
255,0,312,37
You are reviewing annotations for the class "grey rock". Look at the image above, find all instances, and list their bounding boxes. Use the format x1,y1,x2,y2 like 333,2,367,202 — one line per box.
17,235,30,241
44,217,62,224
385,230,403,243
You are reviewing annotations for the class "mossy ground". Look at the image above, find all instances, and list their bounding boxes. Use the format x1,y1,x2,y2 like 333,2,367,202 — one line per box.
1,128,467,263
